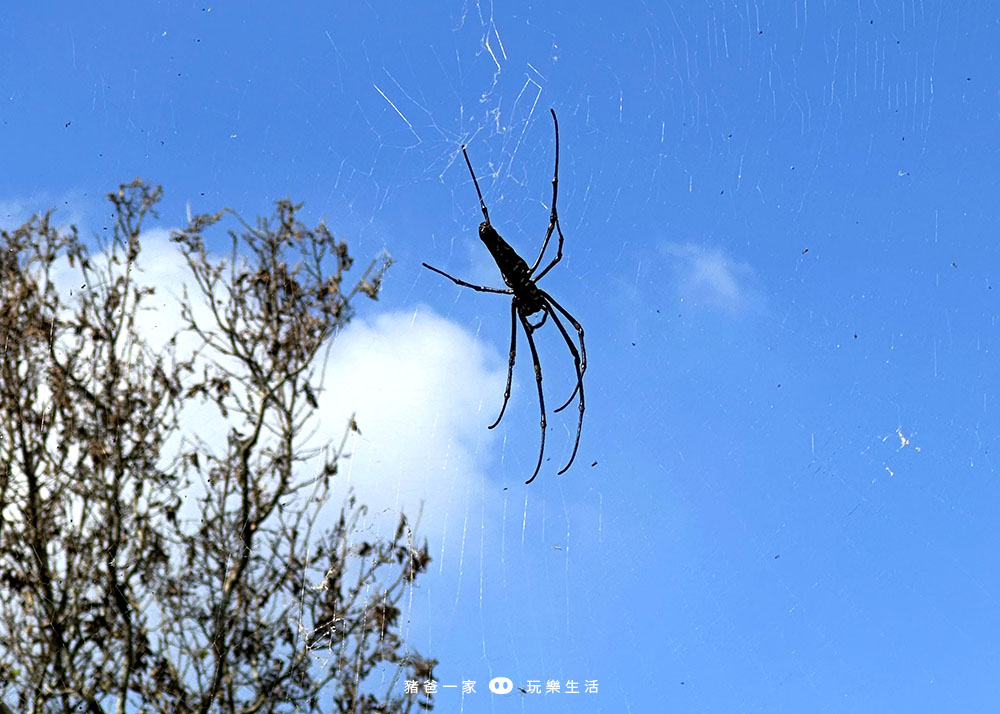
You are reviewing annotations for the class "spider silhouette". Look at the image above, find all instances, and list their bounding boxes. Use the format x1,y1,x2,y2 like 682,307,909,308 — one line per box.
422,109,586,484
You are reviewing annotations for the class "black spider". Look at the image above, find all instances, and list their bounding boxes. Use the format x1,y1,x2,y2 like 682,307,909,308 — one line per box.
423,109,586,484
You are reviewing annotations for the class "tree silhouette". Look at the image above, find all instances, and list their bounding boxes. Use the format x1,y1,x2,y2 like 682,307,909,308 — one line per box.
0,179,435,713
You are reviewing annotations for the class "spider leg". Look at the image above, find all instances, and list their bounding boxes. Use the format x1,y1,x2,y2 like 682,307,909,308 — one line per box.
422,263,512,294
518,310,547,485
532,217,565,282
544,304,584,414
539,291,587,406
462,146,491,225
539,291,585,475
489,301,518,430
527,311,548,330
541,306,584,475
529,109,565,279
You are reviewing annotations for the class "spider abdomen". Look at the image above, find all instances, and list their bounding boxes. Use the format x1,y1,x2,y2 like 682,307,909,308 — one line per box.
479,223,533,290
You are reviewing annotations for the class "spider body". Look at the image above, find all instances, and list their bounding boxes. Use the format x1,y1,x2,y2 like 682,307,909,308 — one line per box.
478,222,546,313
423,109,586,484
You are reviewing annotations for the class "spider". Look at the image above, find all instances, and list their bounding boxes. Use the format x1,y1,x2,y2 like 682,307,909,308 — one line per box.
422,108,586,484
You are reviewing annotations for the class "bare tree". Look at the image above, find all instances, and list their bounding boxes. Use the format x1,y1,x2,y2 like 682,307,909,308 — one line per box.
0,179,436,713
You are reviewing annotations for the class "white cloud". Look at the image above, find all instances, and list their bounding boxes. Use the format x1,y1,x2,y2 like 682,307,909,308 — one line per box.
312,307,507,535
662,242,763,314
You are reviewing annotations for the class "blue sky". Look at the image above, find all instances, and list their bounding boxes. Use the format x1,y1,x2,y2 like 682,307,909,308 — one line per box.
3,2,1000,711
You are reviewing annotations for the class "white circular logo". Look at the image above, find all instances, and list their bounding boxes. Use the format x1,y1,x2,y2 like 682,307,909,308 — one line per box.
489,676,514,694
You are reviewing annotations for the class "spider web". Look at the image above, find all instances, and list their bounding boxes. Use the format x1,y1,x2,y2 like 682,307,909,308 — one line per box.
3,1,998,711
